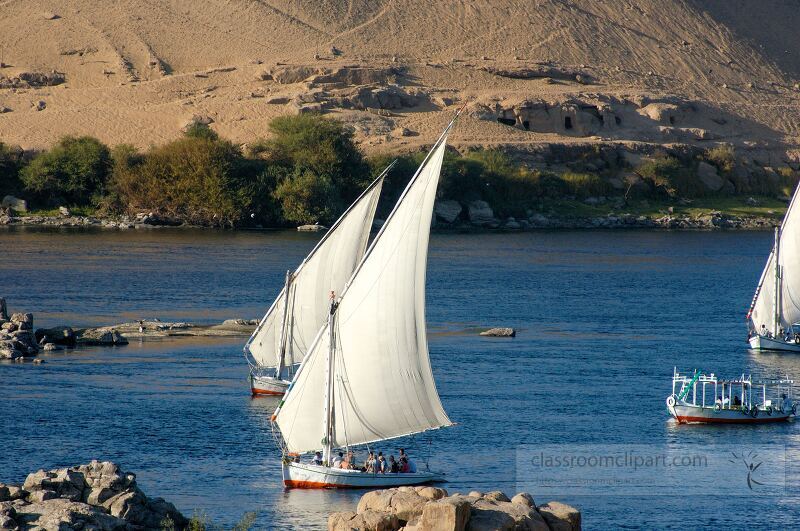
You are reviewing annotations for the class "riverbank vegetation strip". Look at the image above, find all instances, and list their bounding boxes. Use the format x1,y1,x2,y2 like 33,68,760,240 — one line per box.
1,114,797,228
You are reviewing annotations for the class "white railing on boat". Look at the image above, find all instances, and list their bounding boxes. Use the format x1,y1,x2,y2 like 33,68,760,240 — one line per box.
670,367,794,412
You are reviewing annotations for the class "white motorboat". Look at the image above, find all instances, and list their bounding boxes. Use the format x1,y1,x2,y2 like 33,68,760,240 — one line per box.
667,368,796,424
747,183,800,352
243,166,388,395
271,112,460,489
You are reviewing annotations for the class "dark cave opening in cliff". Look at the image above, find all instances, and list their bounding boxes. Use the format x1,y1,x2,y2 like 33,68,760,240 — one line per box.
564,116,573,130
497,117,516,127
522,120,530,130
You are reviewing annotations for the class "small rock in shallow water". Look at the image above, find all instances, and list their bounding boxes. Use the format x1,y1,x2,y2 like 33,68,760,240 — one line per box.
480,327,516,337
297,224,328,232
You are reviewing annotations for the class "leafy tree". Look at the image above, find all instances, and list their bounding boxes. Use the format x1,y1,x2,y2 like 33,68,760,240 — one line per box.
273,169,342,224
0,142,24,196
259,114,367,183
636,154,704,198
20,136,111,205
110,136,252,226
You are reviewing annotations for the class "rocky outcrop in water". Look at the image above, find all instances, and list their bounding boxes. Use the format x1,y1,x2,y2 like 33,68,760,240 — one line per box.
0,304,39,360
328,487,580,531
0,299,258,362
0,461,188,530
480,327,516,338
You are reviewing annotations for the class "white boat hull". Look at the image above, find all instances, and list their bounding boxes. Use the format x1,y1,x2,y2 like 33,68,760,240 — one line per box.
282,461,443,489
668,403,794,424
250,373,289,396
749,334,800,352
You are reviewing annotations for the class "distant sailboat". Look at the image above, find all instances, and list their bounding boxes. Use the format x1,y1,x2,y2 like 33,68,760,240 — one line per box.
244,167,389,395
748,183,800,352
271,113,459,488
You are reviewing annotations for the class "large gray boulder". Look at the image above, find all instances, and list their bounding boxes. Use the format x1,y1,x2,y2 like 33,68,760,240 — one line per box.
329,509,399,531
435,200,462,223
76,328,129,346
10,313,33,328
35,326,76,346
537,501,581,531
1,196,28,212
330,488,579,531
468,200,496,226
14,498,128,531
421,496,471,531
6,461,187,531
697,161,725,192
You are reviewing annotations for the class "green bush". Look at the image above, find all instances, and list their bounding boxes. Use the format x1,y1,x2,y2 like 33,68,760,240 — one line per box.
273,169,343,225
184,122,219,141
110,136,254,226
20,136,111,206
704,145,735,174
636,154,703,198
560,172,611,198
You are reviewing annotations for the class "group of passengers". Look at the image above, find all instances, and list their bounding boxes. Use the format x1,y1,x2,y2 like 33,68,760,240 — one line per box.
307,448,417,473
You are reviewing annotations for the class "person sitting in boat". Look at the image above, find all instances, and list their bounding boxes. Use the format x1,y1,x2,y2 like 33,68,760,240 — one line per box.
340,451,354,470
388,455,399,473
331,451,343,469
365,452,378,473
732,395,741,407
377,453,387,473
312,451,323,466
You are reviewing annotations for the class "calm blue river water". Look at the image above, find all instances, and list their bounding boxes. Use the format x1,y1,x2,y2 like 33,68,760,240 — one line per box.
1,227,798,529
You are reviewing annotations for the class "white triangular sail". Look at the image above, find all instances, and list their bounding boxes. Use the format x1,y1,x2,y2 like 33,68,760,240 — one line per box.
751,183,800,332
245,172,386,369
275,135,453,454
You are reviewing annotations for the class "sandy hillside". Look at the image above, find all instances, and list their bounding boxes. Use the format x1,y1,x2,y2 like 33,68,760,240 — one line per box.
1,0,800,163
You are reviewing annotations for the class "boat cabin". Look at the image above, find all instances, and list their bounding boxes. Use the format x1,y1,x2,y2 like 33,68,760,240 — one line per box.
670,368,794,414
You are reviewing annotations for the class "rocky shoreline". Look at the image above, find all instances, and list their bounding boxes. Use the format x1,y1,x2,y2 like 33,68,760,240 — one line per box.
0,204,780,232
329,487,580,531
0,461,187,530
431,199,778,231
0,298,256,362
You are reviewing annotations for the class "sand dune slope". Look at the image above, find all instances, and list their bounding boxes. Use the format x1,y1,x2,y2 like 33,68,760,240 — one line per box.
0,0,799,161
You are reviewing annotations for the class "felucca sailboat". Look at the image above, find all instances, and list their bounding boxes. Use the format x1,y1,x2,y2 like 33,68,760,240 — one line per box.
243,166,389,395
271,114,459,488
748,183,800,351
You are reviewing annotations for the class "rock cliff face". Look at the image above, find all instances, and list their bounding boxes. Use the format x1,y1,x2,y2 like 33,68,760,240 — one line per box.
0,461,187,530
328,486,580,531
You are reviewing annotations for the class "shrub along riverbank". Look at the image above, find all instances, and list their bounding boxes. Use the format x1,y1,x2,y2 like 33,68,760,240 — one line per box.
1,114,798,228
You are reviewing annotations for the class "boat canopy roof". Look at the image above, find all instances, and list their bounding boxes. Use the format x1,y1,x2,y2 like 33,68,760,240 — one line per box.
672,369,793,387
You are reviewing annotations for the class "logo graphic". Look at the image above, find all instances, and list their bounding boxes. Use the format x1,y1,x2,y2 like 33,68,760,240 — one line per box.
729,451,764,490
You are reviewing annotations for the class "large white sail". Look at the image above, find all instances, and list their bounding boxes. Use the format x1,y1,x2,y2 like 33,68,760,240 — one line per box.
751,183,800,332
246,173,385,368
275,137,453,454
